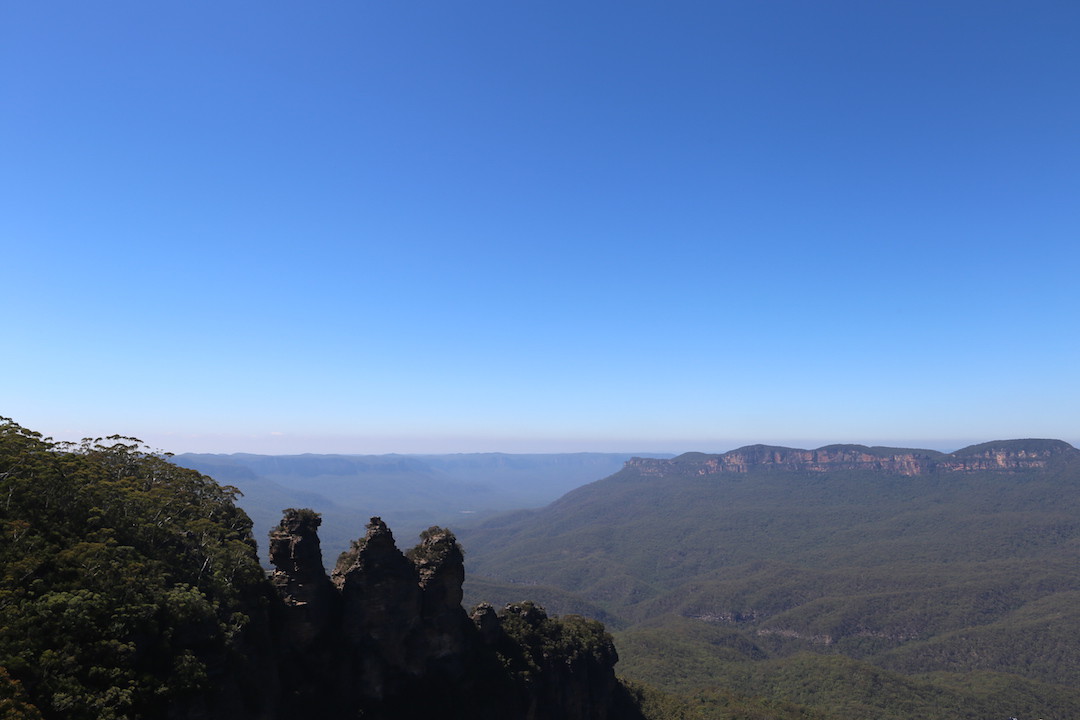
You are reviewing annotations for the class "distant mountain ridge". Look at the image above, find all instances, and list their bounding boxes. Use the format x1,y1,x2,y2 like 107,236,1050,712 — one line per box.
627,439,1077,477
170,451,671,564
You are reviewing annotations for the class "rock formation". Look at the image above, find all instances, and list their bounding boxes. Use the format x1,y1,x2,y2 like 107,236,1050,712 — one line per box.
269,508,337,641
268,513,637,720
268,508,340,718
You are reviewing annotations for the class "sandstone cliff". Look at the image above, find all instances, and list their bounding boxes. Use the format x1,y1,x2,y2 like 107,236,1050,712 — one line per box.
626,439,1078,477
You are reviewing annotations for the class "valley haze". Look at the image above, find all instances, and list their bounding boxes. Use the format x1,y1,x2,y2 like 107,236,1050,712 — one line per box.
170,436,1069,566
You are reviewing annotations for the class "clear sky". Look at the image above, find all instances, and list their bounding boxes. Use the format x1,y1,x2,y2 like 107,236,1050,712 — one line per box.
3,2,1078,455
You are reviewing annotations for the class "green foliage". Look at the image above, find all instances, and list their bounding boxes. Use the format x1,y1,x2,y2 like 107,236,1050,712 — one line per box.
617,679,698,720
495,602,615,680
405,526,463,566
620,677,826,720
614,617,766,695
0,418,267,719
463,577,623,628
614,617,1080,720
920,670,1080,720
711,652,1080,720
274,507,322,530
335,538,364,574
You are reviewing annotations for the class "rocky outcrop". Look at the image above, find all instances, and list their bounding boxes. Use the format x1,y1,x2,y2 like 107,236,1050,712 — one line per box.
410,526,474,678
268,508,341,718
626,439,1079,477
268,513,634,720
269,508,337,640
336,518,424,688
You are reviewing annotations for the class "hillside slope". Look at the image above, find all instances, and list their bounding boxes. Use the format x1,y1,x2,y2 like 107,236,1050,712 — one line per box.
460,440,1080,717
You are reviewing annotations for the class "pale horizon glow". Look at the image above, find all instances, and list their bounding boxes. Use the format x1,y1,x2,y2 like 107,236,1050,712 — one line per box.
4,3,1078,456
18,423,1050,459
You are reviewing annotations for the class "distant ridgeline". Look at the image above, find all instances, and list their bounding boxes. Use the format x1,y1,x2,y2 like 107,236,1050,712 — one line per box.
0,419,643,720
626,438,1077,476
168,450,660,567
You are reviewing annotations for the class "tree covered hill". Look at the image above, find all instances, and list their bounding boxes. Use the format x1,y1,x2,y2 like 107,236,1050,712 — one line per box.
0,420,272,719
459,440,1080,719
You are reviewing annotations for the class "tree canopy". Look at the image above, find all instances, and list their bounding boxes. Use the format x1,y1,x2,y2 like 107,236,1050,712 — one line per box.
0,418,269,719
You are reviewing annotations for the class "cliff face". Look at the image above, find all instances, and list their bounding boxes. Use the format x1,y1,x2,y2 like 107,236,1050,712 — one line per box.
269,509,337,644
267,510,340,718
626,439,1078,477
269,512,633,720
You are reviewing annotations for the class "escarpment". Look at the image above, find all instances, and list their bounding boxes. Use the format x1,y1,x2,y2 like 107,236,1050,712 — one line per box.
270,511,635,720
626,439,1079,477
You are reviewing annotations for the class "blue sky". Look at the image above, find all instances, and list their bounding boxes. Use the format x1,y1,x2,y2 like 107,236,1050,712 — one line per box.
3,2,1078,454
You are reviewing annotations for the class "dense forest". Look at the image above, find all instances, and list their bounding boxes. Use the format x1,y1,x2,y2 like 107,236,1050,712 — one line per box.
0,420,269,719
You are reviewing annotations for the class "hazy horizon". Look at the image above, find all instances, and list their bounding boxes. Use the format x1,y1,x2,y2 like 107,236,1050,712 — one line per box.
16,422,1035,458
5,3,1078,455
